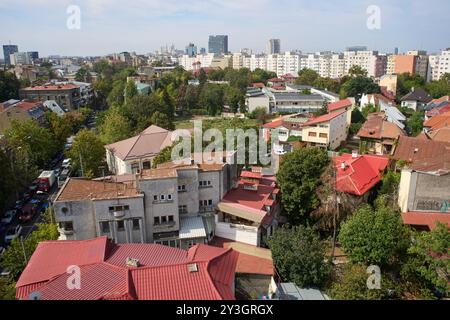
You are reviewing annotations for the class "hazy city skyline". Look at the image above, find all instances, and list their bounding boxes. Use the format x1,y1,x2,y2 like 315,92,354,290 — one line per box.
1,0,450,57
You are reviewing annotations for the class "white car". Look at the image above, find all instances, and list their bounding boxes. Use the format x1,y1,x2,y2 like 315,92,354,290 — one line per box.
1,210,17,225
4,225,22,243
0,246,5,258
62,158,72,168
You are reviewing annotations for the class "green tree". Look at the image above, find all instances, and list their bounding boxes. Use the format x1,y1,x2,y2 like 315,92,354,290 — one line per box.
199,84,224,116
277,148,330,224
329,264,395,300
75,67,92,83
340,77,380,102
348,65,368,77
108,80,126,106
248,107,269,124
0,70,21,100
426,73,450,98
0,278,16,300
122,94,161,133
99,107,132,144
152,145,175,168
407,110,425,136
159,89,175,127
397,73,426,99
45,112,73,150
124,79,138,102
150,111,171,130
1,221,58,279
296,68,319,86
251,69,277,84
67,129,105,178
224,86,243,113
339,202,410,266
268,225,331,288
5,119,56,168
401,223,450,296
378,170,401,203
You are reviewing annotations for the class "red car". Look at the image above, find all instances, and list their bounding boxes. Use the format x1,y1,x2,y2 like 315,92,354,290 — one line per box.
19,203,38,223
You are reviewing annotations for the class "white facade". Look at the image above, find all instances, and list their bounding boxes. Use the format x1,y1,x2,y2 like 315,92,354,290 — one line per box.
301,111,348,150
428,49,450,81
178,54,215,71
343,50,379,77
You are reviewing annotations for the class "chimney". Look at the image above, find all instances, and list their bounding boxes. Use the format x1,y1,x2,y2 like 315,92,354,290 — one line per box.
126,257,140,268
187,263,198,273
341,162,347,170
352,150,359,158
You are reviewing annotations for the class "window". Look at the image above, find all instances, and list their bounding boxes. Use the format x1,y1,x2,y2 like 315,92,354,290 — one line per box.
179,205,188,214
161,216,167,224
168,215,174,222
208,199,213,206
117,220,125,231
153,195,158,201
59,221,73,231
132,219,140,230
199,181,211,188
319,133,328,138
142,161,151,170
308,132,317,137
167,194,172,201
178,185,186,192
131,163,140,174
100,221,110,233
109,205,129,212
154,217,160,225
160,194,165,201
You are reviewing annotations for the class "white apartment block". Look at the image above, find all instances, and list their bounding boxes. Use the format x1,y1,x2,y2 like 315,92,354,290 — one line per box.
178,53,215,71
343,50,382,78
428,49,450,81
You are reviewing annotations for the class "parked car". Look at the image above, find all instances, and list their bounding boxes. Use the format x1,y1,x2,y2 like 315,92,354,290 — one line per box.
19,202,39,223
62,158,72,169
4,225,22,243
1,210,17,225
14,200,24,211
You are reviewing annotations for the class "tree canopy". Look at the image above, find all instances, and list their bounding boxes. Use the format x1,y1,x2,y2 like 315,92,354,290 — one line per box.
67,129,105,178
268,225,331,288
277,147,330,224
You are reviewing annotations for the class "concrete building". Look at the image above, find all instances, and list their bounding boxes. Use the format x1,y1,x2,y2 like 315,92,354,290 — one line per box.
400,87,433,111
379,74,398,95
301,109,348,150
9,52,32,65
267,39,281,55
0,100,46,134
343,49,381,78
19,82,89,111
105,125,173,175
357,112,406,154
178,53,215,71
392,136,450,230
2,44,18,65
208,35,228,55
185,43,197,57
216,169,280,247
53,152,239,248
428,49,450,81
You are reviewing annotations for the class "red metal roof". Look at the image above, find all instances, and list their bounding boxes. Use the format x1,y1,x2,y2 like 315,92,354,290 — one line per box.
334,153,389,196
303,109,346,126
240,171,262,179
16,237,239,300
268,78,284,83
262,119,284,129
402,211,450,230
327,99,352,112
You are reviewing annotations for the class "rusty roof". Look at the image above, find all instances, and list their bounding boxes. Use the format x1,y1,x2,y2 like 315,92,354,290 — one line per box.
56,178,141,202
357,113,405,140
392,136,450,174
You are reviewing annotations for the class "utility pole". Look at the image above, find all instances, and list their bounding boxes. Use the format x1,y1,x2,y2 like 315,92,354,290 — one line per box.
79,149,85,177
20,236,28,265
331,164,339,263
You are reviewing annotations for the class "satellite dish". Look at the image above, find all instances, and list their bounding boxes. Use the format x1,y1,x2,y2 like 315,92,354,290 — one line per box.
28,291,42,300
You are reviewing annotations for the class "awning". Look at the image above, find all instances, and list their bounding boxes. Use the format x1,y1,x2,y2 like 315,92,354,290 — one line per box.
217,202,266,224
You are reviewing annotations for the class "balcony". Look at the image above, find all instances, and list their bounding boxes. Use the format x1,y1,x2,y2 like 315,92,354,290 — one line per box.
153,221,176,231
152,199,174,205
58,227,74,236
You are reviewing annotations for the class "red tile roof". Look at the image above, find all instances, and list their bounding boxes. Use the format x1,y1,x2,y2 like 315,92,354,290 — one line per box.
334,153,389,196
16,237,239,300
22,83,79,91
251,82,265,88
357,113,405,140
240,171,262,179
302,109,346,126
262,119,284,129
268,78,284,83
402,211,450,230
328,99,352,112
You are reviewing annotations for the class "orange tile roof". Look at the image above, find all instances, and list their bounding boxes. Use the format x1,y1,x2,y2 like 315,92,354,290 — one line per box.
328,99,353,112
423,111,450,131
22,83,80,91
357,113,405,140
402,212,450,230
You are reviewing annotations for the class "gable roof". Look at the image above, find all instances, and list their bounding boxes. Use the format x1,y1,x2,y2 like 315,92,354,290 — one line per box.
428,127,450,143
392,136,450,174
400,88,432,103
302,109,346,126
423,110,450,131
327,99,353,112
357,113,405,140
105,125,172,161
16,237,239,300
334,153,389,196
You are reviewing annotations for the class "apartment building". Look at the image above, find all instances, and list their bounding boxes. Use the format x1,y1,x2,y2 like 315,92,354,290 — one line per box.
427,48,450,81
343,50,383,78
53,152,239,249
216,169,280,247
301,109,348,150
178,53,215,71
19,82,91,111
0,99,46,134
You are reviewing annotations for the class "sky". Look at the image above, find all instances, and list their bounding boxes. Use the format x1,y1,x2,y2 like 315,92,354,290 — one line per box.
1,0,449,57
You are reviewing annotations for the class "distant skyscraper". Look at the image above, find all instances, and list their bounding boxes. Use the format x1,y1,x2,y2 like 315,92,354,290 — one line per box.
267,39,281,54
185,43,197,57
28,51,39,61
200,47,206,54
345,46,368,52
208,35,228,55
394,47,399,55
3,44,18,65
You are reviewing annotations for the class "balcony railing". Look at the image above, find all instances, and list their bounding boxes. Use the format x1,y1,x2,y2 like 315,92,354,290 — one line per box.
199,205,215,213
152,199,174,204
